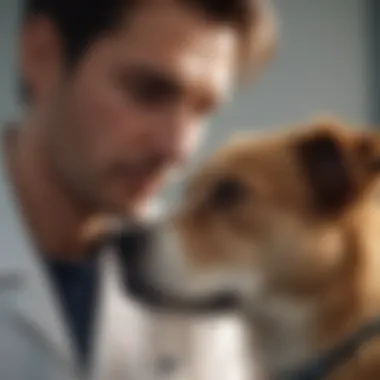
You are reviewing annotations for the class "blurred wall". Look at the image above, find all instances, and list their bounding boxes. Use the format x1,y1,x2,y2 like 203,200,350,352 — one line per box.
0,0,20,123
208,0,370,152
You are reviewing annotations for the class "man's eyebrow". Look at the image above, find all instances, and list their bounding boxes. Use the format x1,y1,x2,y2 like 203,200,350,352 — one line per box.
123,64,184,94
120,64,226,110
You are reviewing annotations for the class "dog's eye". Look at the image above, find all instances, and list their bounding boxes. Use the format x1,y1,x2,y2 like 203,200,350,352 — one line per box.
210,178,247,208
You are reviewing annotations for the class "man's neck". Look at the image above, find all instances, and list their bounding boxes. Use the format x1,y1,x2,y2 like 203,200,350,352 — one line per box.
4,124,113,261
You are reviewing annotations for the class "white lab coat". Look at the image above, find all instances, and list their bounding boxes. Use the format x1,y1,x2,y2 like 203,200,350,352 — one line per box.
0,158,253,380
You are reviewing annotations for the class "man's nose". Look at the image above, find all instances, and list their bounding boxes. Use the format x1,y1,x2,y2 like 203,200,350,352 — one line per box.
150,111,198,166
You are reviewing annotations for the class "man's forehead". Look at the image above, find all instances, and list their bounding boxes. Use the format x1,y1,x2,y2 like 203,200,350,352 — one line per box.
112,1,238,89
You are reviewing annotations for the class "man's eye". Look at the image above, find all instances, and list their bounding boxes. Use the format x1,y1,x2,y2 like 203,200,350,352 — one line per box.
210,178,247,208
121,76,179,106
131,81,170,104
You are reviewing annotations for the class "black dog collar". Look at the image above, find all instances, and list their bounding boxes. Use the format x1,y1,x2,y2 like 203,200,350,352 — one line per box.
278,317,380,380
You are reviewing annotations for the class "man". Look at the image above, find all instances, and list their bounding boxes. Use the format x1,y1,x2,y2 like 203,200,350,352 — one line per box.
0,0,275,379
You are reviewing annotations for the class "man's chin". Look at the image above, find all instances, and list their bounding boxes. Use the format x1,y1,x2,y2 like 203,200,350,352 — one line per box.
101,187,152,215
121,197,161,221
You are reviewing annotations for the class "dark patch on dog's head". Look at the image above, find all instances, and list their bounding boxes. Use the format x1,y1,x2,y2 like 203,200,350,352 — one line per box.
295,130,358,216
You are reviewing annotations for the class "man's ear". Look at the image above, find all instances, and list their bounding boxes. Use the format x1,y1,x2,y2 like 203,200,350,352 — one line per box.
294,128,358,216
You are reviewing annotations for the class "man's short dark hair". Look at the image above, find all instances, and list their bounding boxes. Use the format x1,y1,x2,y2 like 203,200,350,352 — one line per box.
22,0,276,101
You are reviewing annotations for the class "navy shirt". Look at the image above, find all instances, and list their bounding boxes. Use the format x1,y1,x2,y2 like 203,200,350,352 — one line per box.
44,253,101,370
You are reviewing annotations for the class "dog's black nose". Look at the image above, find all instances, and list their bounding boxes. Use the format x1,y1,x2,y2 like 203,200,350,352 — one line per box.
112,223,155,298
115,223,152,267
112,223,164,304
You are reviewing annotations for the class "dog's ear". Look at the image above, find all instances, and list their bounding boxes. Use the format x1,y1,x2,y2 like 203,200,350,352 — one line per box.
355,133,380,173
295,126,380,216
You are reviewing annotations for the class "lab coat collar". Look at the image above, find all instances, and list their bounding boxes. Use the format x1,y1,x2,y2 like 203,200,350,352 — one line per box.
0,125,78,372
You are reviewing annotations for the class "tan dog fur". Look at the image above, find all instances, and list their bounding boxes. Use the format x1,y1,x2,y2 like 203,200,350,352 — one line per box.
141,119,380,379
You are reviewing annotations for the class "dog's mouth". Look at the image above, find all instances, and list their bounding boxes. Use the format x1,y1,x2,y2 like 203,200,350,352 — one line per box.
114,225,240,314
125,272,239,314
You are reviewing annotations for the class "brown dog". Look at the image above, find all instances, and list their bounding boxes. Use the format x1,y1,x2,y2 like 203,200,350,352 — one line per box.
131,119,380,379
